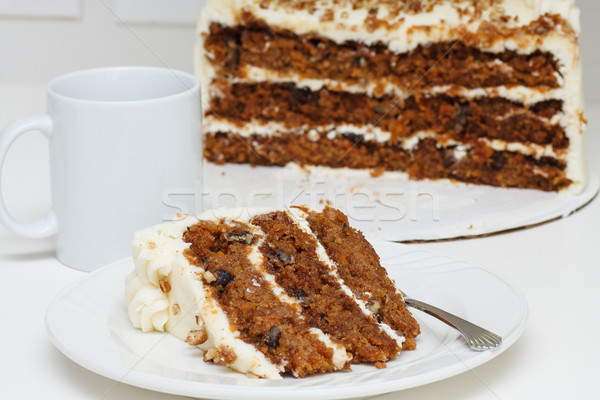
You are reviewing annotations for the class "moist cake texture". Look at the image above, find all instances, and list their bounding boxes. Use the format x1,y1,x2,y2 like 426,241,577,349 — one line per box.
125,206,420,378
196,0,586,192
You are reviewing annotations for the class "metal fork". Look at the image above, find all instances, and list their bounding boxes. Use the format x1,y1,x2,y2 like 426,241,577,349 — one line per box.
400,290,502,351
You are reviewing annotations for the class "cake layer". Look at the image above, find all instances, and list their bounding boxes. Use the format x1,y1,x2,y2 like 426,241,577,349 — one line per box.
126,207,420,378
205,133,570,191
233,65,574,105
205,21,561,90
206,81,567,149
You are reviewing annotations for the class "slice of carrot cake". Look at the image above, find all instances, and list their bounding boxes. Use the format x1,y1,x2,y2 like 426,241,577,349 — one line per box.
125,206,420,378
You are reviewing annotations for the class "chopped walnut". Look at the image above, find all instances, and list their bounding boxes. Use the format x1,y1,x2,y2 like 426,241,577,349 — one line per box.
266,326,282,349
159,280,171,293
218,346,238,365
203,270,216,283
226,231,254,245
203,347,219,362
365,299,381,314
294,288,310,305
186,329,208,346
275,248,294,264
203,346,238,366
373,104,386,114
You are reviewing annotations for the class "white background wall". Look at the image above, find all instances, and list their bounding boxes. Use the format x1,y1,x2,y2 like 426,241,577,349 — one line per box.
0,0,598,100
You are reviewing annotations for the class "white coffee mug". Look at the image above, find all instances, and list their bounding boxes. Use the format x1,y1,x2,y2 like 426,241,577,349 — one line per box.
0,66,202,271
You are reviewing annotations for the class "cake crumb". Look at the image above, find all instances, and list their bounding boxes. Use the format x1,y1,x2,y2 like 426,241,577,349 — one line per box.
203,348,219,362
370,167,385,177
375,362,387,369
186,329,208,346
219,346,238,365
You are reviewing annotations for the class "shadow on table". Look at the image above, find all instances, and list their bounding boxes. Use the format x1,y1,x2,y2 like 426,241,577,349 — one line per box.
0,232,55,261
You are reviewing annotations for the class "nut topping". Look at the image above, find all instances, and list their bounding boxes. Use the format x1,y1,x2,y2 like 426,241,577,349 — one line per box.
186,329,208,346
266,326,282,349
365,299,381,314
172,303,181,316
159,280,171,293
275,248,294,264
226,231,254,245
203,270,216,283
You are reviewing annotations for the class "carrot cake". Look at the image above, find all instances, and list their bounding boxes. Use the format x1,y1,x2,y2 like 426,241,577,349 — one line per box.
125,206,420,378
196,0,586,192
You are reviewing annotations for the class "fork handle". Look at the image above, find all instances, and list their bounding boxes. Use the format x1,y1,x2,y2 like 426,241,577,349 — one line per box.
404,298,501,351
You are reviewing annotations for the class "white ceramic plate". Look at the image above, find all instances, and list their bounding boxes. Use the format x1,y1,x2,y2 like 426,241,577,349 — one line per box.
46,241,528,400
202,163,599,242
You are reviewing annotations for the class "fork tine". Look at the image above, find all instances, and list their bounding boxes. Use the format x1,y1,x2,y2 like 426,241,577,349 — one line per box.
401,290,502,351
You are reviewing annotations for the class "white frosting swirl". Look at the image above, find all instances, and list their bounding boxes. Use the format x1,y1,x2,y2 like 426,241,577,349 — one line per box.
125,272,169,332
125,217,194,332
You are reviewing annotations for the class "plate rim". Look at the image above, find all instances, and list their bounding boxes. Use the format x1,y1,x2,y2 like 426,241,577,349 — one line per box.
45,241,528,400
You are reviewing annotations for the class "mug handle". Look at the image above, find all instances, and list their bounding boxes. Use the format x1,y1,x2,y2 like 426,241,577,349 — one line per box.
0,114,58,238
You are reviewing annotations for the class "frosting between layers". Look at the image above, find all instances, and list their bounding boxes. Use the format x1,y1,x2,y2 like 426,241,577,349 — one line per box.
203,117,564,159
233,66,566,105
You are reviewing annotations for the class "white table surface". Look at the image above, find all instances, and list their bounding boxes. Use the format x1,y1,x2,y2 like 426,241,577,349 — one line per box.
1,82,599,400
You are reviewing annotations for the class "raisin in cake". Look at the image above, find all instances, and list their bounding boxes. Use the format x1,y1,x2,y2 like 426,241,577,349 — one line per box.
125,206,420,378
197,0,586,193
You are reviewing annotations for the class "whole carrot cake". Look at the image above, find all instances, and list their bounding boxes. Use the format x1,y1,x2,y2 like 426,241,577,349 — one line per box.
125,206,420,378
196,0,586,193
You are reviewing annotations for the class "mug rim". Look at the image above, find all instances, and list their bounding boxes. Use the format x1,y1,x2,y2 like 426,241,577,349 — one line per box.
47,66,200,104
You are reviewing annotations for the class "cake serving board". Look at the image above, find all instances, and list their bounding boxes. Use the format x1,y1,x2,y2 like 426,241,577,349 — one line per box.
201,163,599,242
